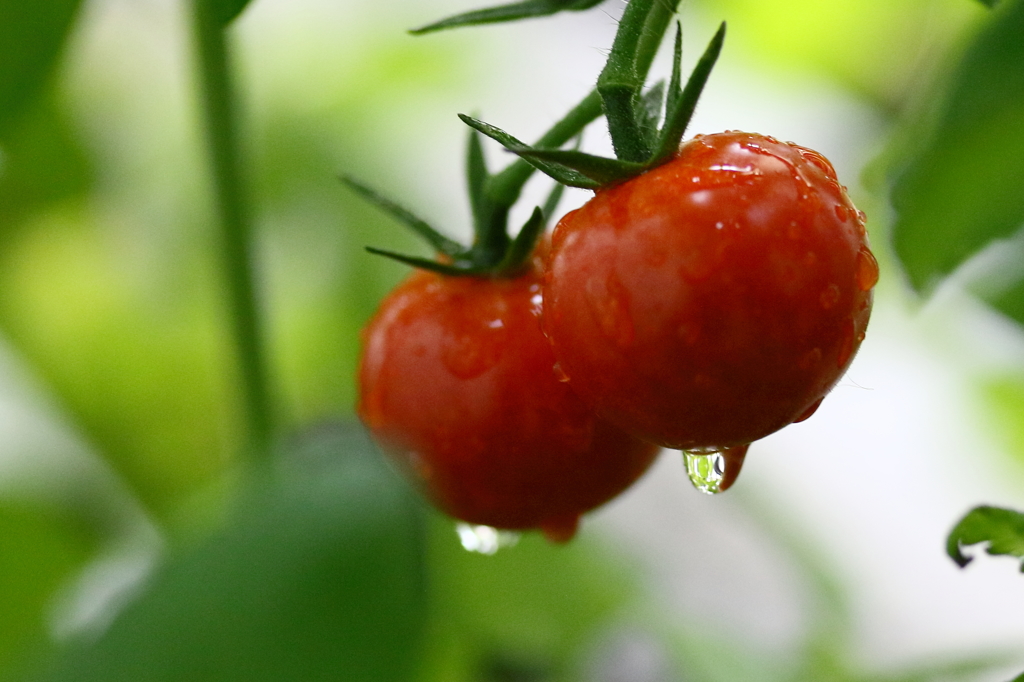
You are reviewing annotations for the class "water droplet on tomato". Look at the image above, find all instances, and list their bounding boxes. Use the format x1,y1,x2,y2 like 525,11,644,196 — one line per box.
797,347,823,370
683,444,749,494
589,274,635,348
455,523,520,555
540,515,579,544
856,247,879,291
834,204,849,222
442,320,508,379
552,362,570,383
793,397,824,423
530,291,543,317
836,320,855,368
819,283,841,310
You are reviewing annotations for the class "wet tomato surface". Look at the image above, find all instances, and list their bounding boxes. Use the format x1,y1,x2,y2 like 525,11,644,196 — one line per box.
358,262,659,540
542,131,877,450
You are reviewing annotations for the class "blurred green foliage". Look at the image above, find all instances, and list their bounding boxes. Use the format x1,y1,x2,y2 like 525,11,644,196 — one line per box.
0,0,82,135
890,0,1024,294
28,424,427,682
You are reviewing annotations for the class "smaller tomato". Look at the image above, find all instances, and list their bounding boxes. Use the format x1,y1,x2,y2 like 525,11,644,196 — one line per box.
541,131,876,450
358,259,659,540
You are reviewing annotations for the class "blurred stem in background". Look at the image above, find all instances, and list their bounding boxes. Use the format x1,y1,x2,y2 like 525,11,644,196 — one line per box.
190,0,275,463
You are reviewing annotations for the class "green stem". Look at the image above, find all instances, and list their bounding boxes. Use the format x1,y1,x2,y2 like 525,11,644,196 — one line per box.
485,0,678,204
192,1,275,461
597,0,658,161
486,90,602,206
635,0,680,80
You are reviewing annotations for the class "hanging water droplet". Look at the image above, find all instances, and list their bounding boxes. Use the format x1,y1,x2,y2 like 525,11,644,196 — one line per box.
455,523,520,555
856,247,879,291
683,444,750,494
540,515,580,544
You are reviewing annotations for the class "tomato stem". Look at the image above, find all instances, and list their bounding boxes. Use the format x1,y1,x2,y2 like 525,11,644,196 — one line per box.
597,0,662,162
192,0,276,462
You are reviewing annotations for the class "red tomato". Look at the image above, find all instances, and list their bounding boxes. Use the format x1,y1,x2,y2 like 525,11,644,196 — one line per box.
541,131,877,450
357,260,659,540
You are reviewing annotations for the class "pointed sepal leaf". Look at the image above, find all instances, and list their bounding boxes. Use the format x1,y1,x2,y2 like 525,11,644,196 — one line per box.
947,505,1024,570
651,22,726,166
364,247,486,277
465,126,491,231
410,0,603,34
459,114,601,189
341,176,465,257
664,24,684,128
495,207,546,274
637,80,666,148
512,147,645,186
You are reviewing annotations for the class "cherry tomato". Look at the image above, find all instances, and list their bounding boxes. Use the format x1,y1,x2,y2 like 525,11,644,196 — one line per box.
357,260,660,540
541,131,877,450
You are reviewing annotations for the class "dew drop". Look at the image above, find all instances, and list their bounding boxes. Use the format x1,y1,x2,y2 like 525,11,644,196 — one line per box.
834,204,849,222
455,523,521,555
819,283,841,310
836,320,855,368
683,444,750,494
856,247,880,291
552,361,571,383
540,515,580,544
793,397,824,423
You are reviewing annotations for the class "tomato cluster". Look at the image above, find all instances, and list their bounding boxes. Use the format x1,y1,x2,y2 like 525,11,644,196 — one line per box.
354,5,876,542
357,131,875,539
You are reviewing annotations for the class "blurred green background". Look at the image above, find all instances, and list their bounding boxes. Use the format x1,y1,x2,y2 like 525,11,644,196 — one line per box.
1,0,1023,680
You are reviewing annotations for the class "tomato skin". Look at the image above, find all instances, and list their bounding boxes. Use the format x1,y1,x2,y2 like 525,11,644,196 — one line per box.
357,263,659,533
542,132,876,450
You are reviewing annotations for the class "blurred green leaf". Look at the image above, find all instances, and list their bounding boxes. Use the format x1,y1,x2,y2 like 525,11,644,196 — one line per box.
0,0,82,136
697,0,984,112
983,273,1024,326
31,423,427,682
424,516,640,680
0,212,243,518
947,505,1024,569
202,0,253,25
0,94,91,231
410,0,603,35
890,0,1024,292
0,502,97,677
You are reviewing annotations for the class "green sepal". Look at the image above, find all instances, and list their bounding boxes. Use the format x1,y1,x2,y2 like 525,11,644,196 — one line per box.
465,126,491,233
410,0,603,34
946,505,1024,570
664,24,683,130
512,147,645,185
459,114,600,189
637,80,666,148
341,175,466,258
650,22,726,167
494,207,546,273
364,247,487,277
